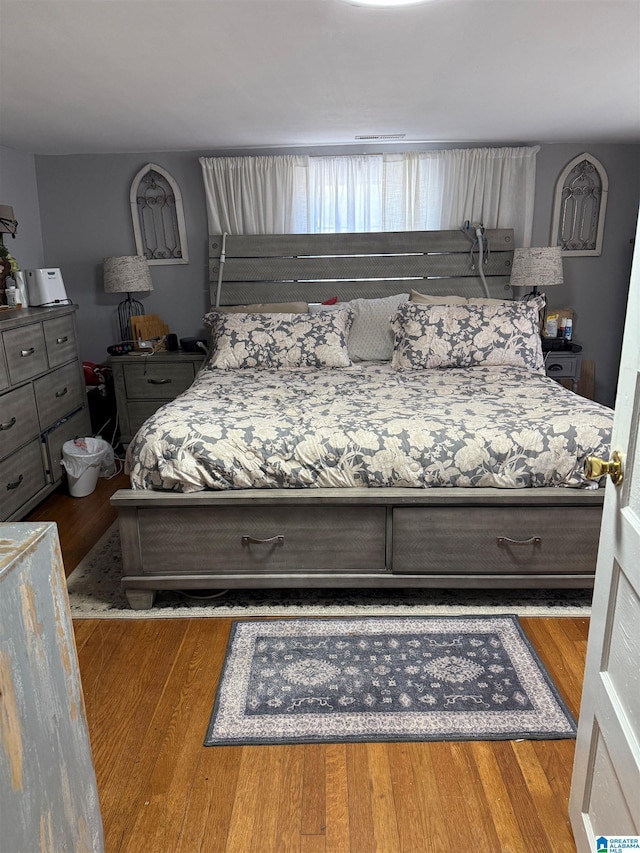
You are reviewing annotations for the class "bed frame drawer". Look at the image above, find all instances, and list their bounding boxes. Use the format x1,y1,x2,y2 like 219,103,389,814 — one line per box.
136,506,387,574
392,506,602,575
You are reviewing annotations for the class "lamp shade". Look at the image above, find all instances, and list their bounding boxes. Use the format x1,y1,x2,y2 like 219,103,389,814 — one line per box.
510,247,564,291
0,205,18,237
103,255,153,293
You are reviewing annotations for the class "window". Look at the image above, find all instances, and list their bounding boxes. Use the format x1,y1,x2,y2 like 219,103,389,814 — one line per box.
201,147,539,247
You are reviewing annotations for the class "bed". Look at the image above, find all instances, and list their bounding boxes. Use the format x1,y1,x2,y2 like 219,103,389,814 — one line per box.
111,229,612,609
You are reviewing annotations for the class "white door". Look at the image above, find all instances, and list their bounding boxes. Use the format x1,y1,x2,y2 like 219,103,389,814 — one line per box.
569,216,640,849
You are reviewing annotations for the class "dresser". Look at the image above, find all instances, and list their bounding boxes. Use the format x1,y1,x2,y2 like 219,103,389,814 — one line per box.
0,305,90,521
0,522,104,852
109,350,205,443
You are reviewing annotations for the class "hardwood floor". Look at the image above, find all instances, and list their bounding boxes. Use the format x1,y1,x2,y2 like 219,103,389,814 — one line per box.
26,469,129,575
29,478,588,853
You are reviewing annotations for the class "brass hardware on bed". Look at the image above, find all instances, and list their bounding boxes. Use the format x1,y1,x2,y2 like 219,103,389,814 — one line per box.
584,451,623,486
497,536,542,546
241,535,285,546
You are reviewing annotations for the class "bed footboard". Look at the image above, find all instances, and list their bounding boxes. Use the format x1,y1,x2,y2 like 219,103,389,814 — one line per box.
111,487,603,609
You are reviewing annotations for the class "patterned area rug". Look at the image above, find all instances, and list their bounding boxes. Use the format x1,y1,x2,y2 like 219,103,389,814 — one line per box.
205,616,577,745
67,523,593,618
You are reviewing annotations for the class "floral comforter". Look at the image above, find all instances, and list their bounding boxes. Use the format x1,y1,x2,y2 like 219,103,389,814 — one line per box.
126,363,613,492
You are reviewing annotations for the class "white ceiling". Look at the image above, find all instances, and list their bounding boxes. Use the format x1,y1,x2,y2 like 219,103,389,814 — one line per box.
1,0,639,156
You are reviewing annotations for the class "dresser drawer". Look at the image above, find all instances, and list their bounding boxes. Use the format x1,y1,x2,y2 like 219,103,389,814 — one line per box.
123,361,196,400
34,362,86,430
45,407,92,483
0,339,8,392
0,384,40,461
545,354,578,378
137,506,387,575
43,314,77,368
3,323,48,384
0,439,47,519
392,506,602,575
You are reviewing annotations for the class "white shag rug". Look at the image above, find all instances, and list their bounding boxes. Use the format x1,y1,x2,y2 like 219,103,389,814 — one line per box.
66,523,593,619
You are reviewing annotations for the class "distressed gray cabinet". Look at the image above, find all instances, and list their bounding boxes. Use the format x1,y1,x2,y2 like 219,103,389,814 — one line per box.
109,350,205,443
544,350,582,392
0,522,104,852
0,305,91,520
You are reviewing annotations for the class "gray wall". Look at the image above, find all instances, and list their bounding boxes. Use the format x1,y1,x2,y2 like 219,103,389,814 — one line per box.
0,145,44,270
533,144,639,407
33,143,640,407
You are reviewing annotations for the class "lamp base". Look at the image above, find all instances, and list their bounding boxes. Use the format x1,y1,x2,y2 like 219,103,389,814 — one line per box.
118,294,145,343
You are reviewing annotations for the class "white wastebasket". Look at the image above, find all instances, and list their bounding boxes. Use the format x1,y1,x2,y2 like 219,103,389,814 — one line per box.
61,439,108,497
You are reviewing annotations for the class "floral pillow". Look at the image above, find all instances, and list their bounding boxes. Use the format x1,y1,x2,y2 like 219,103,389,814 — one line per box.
203,307,353,369
391,298,545,373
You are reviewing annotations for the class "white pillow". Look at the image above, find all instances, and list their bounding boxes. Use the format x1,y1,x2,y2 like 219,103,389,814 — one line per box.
347,294,410,361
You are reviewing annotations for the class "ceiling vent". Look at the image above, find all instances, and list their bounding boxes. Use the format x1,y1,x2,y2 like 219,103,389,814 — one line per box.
355,134,406,141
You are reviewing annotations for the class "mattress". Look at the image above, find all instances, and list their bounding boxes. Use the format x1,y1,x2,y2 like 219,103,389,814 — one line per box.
126,363,613,493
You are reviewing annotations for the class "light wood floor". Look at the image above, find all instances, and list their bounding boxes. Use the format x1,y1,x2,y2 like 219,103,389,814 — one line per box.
28,478,588,853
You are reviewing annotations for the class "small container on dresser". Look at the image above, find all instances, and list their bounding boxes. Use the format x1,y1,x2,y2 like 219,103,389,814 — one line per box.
0,305,91,520
108,349,205,444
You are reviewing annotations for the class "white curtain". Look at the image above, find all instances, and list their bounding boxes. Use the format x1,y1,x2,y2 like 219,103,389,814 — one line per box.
200,146,539,246
199,155,308,234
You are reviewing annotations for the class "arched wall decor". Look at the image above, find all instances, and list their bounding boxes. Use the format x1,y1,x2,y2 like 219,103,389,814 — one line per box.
130,163,189,265
551,153,608,257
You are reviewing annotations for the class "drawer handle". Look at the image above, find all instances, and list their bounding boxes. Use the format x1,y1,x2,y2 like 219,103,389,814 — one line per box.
0,417,16,431
20,347,35,357
148,378,172,384
6,474,24,491
56,336,69,344
497,536,541,546
55,387,68,398
547,364,563,372
241,535,285,547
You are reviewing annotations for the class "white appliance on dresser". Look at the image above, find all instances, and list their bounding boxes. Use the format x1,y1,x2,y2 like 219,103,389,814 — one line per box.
0,304,91,520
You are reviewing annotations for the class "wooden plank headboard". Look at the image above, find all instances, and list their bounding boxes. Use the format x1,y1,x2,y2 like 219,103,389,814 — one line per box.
208,228,515,307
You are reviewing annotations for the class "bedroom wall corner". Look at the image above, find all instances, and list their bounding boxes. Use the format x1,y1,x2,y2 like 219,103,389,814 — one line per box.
0,144,45,271
33,151,210,363
533,143,640,408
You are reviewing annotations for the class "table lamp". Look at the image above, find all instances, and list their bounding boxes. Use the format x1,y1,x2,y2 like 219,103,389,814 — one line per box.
510,246,564,297
103,255,153,343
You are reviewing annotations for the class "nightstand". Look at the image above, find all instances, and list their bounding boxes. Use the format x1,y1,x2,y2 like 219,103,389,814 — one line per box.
109,350,205,443
544,350,582,392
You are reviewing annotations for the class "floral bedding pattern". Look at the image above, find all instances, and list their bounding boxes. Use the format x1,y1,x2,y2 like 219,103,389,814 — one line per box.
391,300,545,373
203,308,353,369
126,363,613,492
